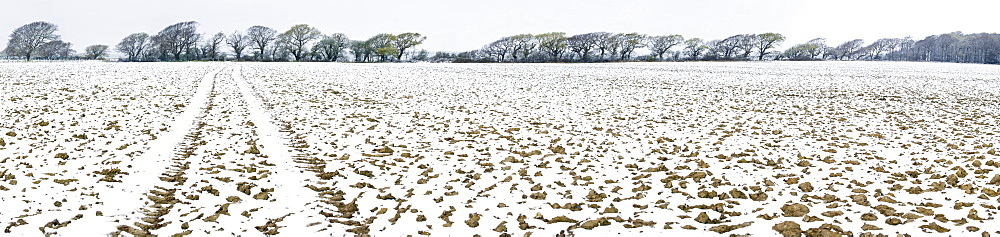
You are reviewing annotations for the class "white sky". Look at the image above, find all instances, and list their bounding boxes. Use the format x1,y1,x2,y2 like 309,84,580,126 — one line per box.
2,0,999,53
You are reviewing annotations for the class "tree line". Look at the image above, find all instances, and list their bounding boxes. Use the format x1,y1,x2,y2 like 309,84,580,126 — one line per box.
782,32,1000,64
442,32,1000,64
117,21,426,62
4,21,1000,64
2,21,427,62
446,32,782,63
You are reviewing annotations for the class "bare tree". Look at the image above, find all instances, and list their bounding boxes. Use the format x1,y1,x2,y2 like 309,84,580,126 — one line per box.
152,21,201,61
803,38,830,59
866,38,902,60
713,35,742,59
270,33,292,61
647,35,684,60
498,37,520,62
888,37,915,61
833,39,865,60
280,24,322,61
684,38,707,60
481,35,533,62
143,41,164,60
595,32,620,61
203,32,225,60
509,34,536,62
84,45,109,59
733,34,757,59
116,32,149,62
226,31,249,60
702,40,722,59
481,39,509,62
568,33,600,62
3,21,60,61
616,33,646,60
392,33,426,61
312,33,350,62
246,25,277,61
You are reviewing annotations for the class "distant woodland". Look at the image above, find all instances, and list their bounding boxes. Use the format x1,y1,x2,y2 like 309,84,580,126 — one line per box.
4,21,1000,64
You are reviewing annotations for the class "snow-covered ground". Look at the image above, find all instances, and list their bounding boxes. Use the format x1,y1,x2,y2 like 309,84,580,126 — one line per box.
1,61,998,236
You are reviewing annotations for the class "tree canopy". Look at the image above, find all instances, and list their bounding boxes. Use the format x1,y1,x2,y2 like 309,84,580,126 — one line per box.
84,44,109,59
3,21,61,61
280,24,322,61
152,21,200,61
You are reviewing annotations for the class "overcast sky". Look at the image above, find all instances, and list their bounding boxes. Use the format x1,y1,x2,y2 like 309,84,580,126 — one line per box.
2,0,998,53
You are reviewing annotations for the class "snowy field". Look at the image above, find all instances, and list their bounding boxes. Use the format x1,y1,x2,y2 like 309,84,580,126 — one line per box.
1,61,999,236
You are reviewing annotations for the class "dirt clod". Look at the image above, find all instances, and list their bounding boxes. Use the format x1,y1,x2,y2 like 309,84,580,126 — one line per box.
781,203,810,217
772,221,802,237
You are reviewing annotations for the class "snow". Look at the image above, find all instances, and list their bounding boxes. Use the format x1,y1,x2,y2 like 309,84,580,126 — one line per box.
1,61,999,236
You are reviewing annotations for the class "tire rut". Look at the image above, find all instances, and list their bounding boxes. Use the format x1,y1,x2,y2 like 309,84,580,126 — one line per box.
233,65,365,235
114,66,319,236
114,74,219,236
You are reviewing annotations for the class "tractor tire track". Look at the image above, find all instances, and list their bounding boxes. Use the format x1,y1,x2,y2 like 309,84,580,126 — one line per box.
113,68,223,236
235,65,373,235
114,66,329,236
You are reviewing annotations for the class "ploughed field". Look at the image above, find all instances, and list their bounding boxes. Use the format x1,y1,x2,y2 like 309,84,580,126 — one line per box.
1,61,998,236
